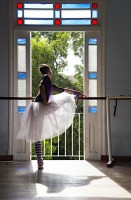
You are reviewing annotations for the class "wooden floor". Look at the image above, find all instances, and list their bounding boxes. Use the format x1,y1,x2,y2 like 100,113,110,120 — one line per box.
0,160,131,200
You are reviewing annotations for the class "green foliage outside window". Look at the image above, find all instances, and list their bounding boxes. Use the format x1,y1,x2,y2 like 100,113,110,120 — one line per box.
31,32,84,160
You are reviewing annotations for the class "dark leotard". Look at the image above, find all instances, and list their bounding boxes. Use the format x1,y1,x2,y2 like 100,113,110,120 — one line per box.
35,74,64,102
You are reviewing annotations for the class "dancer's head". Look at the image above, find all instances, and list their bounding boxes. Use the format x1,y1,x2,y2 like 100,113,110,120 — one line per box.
39,64,52,78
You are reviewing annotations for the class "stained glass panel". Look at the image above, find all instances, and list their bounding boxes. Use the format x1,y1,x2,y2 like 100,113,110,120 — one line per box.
24,3,53,9
17,38,26,45
88,45,97,72
92,19,98,25
16,2,99,26
61,10,91,18
17,19,23,25
17,10,23,18
24,10,54,18
24,19,53,25
62,4,91,9
18,72,27,79
92,10,98,18
55,19,61,25
62,19,91,25
88,72,97,79
18,45,26,72
88,38,97,45
89,80,97,106
18,106,26,113
17,3,23,9
18,79,26,106
55,11,60,18
54,3,61,9
88,106,97,113
92,3,98,9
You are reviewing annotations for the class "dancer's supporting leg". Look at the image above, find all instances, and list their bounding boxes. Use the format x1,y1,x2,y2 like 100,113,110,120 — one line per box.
35,141,44,169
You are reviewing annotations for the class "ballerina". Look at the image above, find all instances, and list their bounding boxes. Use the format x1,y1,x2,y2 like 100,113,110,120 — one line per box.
17,64,82,169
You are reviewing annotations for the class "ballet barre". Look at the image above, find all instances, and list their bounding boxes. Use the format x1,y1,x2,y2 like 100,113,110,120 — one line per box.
0,97,35,100
0,96,106,100
1,95,131,167
106,96,131,167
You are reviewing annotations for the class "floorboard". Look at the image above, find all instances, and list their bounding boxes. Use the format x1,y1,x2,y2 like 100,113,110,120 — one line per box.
0,160,131,200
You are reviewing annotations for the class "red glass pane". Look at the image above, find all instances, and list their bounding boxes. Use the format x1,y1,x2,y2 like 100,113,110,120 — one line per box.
54,3,61,9
55,19,61,25
92,19,98,25
92,3,98,9
17,19,23,25
17,3,23,9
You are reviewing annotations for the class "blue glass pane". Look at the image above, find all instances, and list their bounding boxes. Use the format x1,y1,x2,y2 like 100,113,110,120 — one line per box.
62,4,91,9
17,38,26,45
88,72,97,79
92,10,98,18
62,19,91,25
24,19,53,25
88,38,97,44
24,3,53,9
55,11,60,18
18,72,27,79
88,107,97,113
18,106,26,113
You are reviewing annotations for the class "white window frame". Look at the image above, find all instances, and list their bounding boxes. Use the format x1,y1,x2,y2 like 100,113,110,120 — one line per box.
9,0,106,160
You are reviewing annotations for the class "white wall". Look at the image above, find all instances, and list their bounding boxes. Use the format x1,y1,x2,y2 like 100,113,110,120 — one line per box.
0,0,9,155
106,0,131,156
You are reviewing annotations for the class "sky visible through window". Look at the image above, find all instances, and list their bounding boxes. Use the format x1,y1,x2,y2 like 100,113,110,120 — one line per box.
63,48,82,76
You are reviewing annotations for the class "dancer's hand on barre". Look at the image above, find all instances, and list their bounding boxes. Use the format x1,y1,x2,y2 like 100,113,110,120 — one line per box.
64,88,81,96
79,94,88,99
64,88,86,98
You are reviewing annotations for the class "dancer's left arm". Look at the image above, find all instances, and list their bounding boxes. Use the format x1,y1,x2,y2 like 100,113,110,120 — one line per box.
52,84,83,97
64,88,83,98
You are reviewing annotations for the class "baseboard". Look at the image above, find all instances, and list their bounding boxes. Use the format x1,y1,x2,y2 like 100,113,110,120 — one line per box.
0,155,13,161
101,155,131,162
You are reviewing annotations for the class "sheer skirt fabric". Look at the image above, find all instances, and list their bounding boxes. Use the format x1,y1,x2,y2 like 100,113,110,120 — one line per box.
17,92,76,142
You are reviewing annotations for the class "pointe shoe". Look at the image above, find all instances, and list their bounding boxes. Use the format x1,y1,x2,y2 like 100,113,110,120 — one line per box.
38,164,44,169
38,163,44,170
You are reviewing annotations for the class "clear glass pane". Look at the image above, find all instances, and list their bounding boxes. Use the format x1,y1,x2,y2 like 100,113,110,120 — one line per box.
62,4,91,9
24,19,53,25
55,11,60,18
62,19,91,25
61,10,91,19
24,10,53,18
24,3,53,9
89,80,97,106
88,45,97,72
18,79,26,106
92,10,98,18
18,45,26,72
17,10,23,18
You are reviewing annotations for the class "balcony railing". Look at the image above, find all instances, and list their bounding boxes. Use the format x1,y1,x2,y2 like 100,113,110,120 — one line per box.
32,113,84,160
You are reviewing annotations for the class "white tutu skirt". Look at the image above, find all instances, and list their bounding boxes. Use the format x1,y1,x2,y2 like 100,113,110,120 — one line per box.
17,92,76,142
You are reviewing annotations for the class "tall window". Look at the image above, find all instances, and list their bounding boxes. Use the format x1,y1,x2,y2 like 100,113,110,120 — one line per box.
88,38,98,113
17,38,27,113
